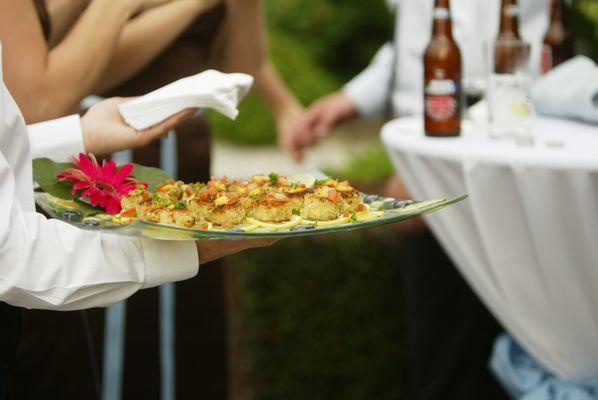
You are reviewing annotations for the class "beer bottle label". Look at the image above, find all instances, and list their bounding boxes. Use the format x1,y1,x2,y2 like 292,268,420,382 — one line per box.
425,79,459,121
433,7,450,20
541,44,553,74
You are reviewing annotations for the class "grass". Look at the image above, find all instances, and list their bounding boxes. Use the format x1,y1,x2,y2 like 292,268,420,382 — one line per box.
324,144,395,184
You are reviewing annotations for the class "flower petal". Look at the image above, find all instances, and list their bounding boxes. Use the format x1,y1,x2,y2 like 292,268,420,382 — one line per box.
102,159,117,181
76,153,97,177
113,163,134,184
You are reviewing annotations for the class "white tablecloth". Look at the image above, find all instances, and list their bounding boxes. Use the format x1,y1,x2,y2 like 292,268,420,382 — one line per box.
382,116,598,380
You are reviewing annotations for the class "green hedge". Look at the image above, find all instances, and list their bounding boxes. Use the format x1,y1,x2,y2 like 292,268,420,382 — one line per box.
229,231,409,400
573,0,598,60
209,32,341,145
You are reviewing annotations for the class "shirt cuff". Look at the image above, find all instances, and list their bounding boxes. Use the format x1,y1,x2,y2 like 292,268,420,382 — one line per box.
27,114,85,161
343,69,389,121
343,82,379,120
141,240,199,288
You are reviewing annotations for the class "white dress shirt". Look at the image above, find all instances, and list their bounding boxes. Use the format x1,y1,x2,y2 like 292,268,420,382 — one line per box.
0,54,198,311
345,0,549,119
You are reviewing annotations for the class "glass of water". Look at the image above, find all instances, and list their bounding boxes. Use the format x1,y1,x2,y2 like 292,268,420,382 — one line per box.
485,39,534,140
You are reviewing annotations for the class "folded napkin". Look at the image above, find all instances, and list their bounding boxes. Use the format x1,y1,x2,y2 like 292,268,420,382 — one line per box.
532,56,598,125
119,70,254,130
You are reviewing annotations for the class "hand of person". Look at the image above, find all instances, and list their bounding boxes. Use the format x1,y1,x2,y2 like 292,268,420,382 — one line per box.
289,91,358,161
81,97,196,156
196,238,277,265
277,104,307,162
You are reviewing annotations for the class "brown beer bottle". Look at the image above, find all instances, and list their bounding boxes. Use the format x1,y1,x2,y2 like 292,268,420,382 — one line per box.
424,0,462,137
542,0,574,74
495,0,526,74
498,0,521,40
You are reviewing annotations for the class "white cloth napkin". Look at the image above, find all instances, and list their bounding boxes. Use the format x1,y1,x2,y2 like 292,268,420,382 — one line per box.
532,56,598,125
118,70,254,130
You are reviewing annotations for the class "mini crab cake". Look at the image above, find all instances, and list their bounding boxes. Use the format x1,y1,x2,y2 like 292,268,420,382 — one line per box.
304,186,342,221
207,194,246,228
252,192,294,223
279,184,308,212
144,208,178,225
186,186,217,224
251,174,271,186
266,174,306,212
181,182,205,201
336,180,361,212
121,184,150,217
172,209,196,228
237,182,265,216
143,208,164,224
187,200,210,224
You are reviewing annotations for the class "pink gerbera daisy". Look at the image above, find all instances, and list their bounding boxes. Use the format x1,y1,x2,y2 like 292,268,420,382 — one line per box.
57,153,143,215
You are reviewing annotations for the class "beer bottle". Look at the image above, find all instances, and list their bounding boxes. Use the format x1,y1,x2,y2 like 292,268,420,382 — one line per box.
498,0,521,40
495,0,526,74
424,0,462,137
542,0,574,73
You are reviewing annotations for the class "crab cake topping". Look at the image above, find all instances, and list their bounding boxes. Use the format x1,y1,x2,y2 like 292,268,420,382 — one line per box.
252,174,270,185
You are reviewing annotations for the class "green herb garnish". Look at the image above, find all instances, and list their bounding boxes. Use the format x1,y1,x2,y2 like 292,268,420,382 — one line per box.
150,195,171,207
269,172,279,185
292,208,301,216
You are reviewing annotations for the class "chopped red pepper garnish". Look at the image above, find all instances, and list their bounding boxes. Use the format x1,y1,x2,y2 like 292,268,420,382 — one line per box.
120,208,137,217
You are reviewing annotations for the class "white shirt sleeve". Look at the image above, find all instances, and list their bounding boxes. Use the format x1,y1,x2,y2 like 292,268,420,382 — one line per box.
343,43,395,120
27,114,85,161
0,151,199,311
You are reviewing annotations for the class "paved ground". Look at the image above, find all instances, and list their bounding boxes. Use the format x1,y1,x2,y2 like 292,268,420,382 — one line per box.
211,120,382,179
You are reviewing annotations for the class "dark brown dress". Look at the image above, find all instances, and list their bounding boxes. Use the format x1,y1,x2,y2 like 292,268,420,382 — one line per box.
10,3,229,400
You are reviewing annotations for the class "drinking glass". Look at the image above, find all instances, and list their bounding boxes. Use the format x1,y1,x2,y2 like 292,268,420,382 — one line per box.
485,39,534,140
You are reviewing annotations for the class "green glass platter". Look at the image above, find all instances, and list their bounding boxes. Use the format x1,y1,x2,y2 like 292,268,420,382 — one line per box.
35,192,467,241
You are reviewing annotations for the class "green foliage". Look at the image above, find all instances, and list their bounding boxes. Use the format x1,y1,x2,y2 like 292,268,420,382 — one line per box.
32,158,76,200
572,0,598,60
324,145,394,183
209,0,392,145
131,164,171,191
230,232,409,400
265,0,393,81
209,31,342,144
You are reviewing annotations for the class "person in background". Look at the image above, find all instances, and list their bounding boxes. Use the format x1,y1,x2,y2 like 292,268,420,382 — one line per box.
0,0,226,122
287,0,549,399
3,1,304,399
0,59,274,399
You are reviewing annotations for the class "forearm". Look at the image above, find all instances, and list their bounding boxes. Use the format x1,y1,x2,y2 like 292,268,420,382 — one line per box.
255,62,302,118
95,1,208,92
46,0,91,47
27,0,134,121
221,0,267,76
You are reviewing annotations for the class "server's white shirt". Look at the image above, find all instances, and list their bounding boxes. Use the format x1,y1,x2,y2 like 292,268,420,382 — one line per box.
0,54,198,311
345,0,549,119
